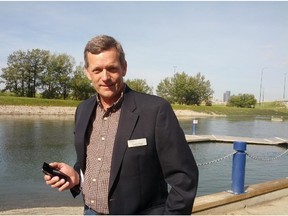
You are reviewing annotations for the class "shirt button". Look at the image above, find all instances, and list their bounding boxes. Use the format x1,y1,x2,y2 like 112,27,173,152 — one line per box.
92,178,96,182
91,200,95,204
101,137,105,141
97,158,102,161
104,117,108,121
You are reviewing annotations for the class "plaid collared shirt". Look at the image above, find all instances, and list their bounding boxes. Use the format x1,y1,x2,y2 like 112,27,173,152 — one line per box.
82,90,124,214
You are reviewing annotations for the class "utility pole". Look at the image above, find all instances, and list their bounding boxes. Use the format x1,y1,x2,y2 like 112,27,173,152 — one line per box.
259,67,268,106
284,73,287,99
262,87,265,103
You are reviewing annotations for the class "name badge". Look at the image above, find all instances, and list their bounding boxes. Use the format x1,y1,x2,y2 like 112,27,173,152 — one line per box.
128,138,147,148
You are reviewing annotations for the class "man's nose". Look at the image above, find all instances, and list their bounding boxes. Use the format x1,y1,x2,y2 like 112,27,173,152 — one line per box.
101,70,110,80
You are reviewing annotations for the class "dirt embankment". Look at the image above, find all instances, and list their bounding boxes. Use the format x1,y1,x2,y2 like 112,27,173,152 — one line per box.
0,105,222,117
0,105,76,115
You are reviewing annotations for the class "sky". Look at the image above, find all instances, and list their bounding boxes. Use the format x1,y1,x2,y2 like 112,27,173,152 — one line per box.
0,1,288,102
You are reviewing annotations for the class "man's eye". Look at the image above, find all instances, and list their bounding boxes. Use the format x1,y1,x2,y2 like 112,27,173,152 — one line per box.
108,67,117,73
93,69,101,74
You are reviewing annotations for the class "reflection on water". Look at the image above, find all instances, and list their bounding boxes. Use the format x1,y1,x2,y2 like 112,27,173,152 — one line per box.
0,115,81,211
0,115,287,210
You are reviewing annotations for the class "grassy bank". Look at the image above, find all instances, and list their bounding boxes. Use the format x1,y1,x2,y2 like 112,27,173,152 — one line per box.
173,102,288,117
0,95,81,107
1,95,288,117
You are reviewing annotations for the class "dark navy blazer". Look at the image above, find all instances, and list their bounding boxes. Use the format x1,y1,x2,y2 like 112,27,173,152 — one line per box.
71,86,199,215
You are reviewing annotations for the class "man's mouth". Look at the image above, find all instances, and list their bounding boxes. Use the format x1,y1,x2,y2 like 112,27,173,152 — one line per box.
101,84,114,88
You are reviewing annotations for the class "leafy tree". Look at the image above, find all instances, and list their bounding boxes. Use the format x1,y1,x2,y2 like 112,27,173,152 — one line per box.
41,53,74,99
171,72,189,104
156,77,175,103
190,73,214,105
1,50,24,96
70,64,95,100
227,94,257,108
1,49,49,97
156,72,213,105
125,78,153,94
25,49,50,97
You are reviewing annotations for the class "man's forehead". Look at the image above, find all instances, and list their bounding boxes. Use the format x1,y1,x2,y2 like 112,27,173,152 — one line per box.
87,51,120,67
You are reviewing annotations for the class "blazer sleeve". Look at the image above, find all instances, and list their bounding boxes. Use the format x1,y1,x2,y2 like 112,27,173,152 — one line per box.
70,105,82,198
70,96,96,198
155,101,199,214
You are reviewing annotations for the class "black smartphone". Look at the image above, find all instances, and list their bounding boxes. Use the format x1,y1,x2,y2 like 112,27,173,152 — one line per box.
42,162,69,181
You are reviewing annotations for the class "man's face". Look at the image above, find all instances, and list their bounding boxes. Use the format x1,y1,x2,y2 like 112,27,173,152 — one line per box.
85,48,127,106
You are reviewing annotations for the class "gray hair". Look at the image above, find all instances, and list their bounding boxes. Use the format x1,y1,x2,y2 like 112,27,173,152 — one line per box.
84,35,126,69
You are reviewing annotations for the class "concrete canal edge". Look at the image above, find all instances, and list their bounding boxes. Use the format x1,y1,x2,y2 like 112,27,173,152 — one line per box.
186,134,288,145
192,177,288,214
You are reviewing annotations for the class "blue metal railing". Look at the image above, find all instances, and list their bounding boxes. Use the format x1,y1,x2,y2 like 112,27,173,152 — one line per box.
195,140,288,195
232,141,247,194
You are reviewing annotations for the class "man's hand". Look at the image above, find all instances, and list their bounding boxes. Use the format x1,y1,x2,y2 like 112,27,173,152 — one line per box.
44,162,80,192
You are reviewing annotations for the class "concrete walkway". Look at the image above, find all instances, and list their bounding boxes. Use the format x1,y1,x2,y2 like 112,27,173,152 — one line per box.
225,195,288,215
0,197,287,215
0,206,83,215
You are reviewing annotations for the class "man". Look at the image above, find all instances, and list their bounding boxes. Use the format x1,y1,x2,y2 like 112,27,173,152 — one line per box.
44,35,199,215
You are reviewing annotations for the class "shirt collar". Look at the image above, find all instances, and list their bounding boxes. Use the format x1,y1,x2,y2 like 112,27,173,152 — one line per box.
96,84,126,117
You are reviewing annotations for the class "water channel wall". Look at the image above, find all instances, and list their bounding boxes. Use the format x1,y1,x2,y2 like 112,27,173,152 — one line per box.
192,177,288,214
186,134,288,145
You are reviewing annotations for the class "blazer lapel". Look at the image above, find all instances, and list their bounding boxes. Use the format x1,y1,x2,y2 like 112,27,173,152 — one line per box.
77,96,97,138
75,96,97,170
109,89,139,193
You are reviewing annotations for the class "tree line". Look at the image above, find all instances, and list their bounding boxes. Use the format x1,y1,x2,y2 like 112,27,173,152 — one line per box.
0,49,94,100
0,49,257,107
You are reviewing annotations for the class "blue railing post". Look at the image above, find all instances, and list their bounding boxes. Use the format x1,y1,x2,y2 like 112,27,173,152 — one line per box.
192,119,198,135
232,141,247,194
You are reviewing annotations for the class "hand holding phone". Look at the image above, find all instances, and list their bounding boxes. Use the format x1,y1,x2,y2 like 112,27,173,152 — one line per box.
42,162,69,181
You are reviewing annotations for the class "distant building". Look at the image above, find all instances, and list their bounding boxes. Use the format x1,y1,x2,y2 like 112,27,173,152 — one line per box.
223,91,231,102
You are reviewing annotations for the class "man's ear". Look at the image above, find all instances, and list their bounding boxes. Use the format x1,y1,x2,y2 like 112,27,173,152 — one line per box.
122,61,127,77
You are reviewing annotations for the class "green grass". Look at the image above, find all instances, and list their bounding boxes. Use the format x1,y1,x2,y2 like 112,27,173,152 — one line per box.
172,103,288,117
0,96,81,107
1,95,287,118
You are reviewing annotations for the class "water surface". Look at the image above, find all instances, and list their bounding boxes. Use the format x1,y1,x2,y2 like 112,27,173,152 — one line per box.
0,115,287,211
